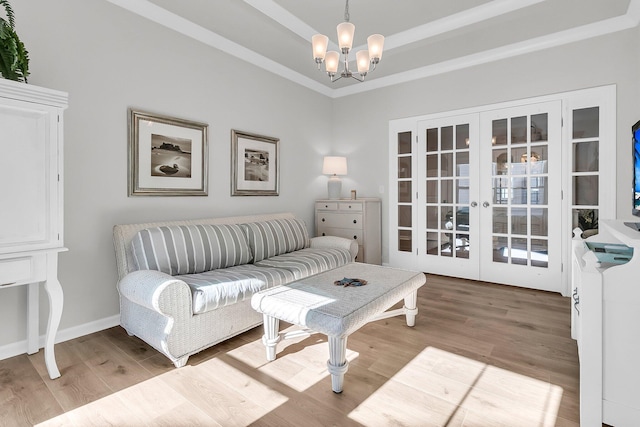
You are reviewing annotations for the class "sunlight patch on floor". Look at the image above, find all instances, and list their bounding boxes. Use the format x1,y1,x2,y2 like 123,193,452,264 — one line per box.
229,323,360,393
349,346,563,426
36,358,290,427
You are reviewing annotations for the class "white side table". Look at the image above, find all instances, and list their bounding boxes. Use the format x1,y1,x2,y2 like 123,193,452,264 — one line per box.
0,249,65,379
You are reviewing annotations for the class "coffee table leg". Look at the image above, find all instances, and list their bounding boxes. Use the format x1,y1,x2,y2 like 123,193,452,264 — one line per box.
327,335,349,393
404,290,418,327
262,314,280,361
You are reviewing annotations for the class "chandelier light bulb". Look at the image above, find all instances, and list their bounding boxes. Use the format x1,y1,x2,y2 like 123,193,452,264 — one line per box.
356,50,370,74
325,51,340,74
367,34,384,62
312,34,329,62
337,22,355,51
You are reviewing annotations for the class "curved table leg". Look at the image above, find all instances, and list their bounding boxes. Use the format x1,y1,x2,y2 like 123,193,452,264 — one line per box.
327,335,349,393
44,253,64,379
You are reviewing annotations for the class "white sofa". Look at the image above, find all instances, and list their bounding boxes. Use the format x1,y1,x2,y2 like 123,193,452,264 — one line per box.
113,212,357,367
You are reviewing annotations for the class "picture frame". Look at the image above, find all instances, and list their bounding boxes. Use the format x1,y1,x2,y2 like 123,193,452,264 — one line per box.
128,109,208,196
231,129,280,196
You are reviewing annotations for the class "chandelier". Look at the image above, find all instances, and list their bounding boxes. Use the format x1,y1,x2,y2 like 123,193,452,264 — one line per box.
311,0,384,82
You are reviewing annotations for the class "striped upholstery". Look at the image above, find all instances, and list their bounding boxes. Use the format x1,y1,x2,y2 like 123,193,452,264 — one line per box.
131,224,252,275
177,264,296,314
242,218,310,263
254,247,352,279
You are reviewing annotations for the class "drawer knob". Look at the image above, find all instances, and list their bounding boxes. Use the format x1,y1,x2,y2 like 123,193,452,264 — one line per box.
322,218,325,222
348,205,352,208
353,235,357,240
353,219,357,224
325,205,328,208
322,233,326,236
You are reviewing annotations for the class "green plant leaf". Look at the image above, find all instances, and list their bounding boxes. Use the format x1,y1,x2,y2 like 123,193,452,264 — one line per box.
0,0,15,28
0,19,28,82
0,1,29,83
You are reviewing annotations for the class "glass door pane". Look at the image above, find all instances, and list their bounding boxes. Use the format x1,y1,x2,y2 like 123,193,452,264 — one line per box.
418,114,479,279
397,131,413,252
571,107,600,237
479,101,561,291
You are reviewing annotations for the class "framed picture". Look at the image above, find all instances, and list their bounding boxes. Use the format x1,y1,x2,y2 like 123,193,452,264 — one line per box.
128,108,208,196
231,129,279,196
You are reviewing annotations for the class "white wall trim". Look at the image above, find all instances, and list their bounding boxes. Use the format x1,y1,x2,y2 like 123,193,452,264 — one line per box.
0,315,120,362
105,0,333,98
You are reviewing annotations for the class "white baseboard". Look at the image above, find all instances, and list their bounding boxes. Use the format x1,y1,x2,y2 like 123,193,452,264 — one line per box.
0,314,120,362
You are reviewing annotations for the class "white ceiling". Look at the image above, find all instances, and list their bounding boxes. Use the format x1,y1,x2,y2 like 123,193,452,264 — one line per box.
107,0,639,98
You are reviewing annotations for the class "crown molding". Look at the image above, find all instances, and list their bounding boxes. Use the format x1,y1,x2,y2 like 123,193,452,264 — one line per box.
0,78,68,108
106,0,640,99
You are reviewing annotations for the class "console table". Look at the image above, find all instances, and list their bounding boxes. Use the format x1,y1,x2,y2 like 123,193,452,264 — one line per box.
0,79,68,379
571,219,640,425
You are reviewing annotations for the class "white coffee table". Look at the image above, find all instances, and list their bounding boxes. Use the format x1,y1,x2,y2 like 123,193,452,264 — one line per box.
251,263,426,393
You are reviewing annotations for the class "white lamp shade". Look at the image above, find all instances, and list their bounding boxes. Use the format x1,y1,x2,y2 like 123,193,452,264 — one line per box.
325,51,340,73
322,156,348,175
312,34,328,61
367,34,384,61
337,22,355,50
356,50,370,73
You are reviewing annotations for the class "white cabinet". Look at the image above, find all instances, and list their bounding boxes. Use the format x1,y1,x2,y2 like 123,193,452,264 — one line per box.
571,219,640,425
0,79,68,379
315,198,381,264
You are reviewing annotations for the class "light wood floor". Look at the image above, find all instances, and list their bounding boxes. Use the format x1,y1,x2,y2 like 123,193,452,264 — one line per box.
1,275,580,426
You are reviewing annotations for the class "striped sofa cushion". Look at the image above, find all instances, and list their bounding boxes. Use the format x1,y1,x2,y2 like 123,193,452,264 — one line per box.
241,218,310,263
131,224,252,275
254,247,352,279
177,264,296,314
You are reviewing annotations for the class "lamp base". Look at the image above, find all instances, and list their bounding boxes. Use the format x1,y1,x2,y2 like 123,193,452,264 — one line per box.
327,176,342,199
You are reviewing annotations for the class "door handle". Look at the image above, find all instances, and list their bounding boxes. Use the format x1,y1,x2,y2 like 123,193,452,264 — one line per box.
470,201,478,207
482,201,490,208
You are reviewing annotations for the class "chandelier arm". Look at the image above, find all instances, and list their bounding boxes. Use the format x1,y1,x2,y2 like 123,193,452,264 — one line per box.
342,51,351,74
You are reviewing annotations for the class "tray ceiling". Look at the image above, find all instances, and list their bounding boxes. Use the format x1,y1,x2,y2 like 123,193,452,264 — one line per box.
107,0,638,97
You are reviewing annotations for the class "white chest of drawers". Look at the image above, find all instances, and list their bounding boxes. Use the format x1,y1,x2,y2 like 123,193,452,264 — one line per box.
315,198,381,264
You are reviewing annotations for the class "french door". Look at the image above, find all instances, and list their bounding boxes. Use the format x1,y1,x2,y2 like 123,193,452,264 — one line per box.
416,114,480,279
410,102,562,291
477,102,561,290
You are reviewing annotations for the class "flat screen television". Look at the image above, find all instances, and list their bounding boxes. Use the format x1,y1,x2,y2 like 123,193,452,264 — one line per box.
634,120,640,216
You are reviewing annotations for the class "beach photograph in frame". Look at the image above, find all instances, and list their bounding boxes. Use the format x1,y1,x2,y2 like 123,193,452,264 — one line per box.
128,109,208,196
231,130,279,196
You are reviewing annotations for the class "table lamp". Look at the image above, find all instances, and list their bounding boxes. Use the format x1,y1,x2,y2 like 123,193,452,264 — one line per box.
322,156,348,199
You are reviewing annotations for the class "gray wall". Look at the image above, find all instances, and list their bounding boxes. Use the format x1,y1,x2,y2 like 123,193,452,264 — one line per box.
1,1,639,351
0,0,333,348
332,27,640,263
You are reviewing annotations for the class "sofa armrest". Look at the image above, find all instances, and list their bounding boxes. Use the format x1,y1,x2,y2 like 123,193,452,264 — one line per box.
310,236,358,261
117,269,192,316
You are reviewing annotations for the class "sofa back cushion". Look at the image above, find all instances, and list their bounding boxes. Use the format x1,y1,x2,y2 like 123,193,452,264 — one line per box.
242,218,310,262
131,224,252,275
